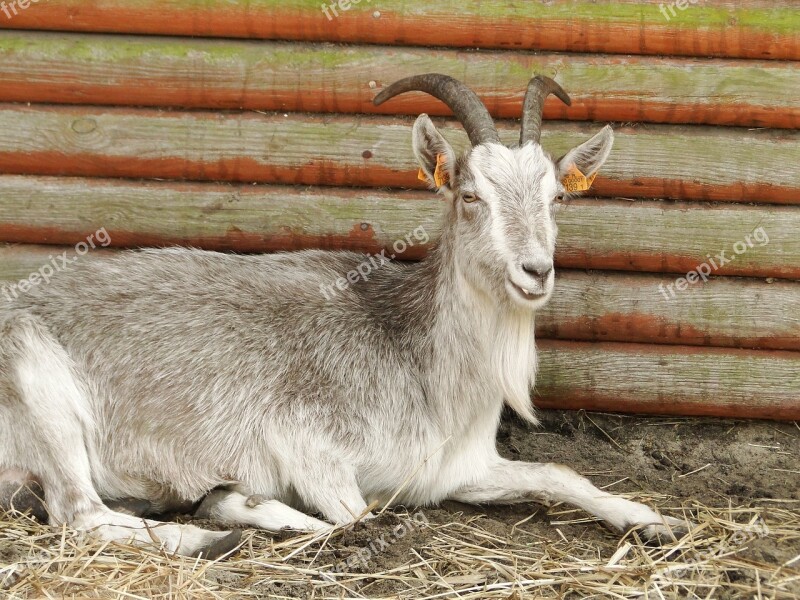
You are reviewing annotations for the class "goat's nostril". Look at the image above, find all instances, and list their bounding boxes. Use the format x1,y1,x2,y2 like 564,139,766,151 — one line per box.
521,263,553,279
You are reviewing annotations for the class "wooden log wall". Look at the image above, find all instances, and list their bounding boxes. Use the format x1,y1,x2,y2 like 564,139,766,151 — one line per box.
0,1,797,419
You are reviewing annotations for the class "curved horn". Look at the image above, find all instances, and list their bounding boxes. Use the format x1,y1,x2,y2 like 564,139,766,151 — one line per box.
373,73,500,146
519,75,571,145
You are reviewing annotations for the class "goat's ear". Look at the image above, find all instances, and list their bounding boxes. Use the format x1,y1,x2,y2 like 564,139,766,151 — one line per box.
412,114,457,193
556,125,614,186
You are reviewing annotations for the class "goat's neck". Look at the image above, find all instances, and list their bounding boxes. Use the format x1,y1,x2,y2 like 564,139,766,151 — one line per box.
401,221,538,432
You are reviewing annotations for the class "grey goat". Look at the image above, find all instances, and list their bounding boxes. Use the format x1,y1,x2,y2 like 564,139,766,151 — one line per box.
0,74,687,558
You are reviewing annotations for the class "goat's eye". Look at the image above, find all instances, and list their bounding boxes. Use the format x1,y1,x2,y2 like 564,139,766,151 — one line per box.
462,192,479,203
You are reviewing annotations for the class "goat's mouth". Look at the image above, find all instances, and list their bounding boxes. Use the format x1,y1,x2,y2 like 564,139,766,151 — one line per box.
506,278,550,304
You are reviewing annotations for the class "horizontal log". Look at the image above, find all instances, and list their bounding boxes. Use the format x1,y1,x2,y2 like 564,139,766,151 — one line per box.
0,106,797,204
1,1,797,60
0,178,442,257
535,340,800,420
0,245,77,282
0,32,796,129
538,272,800,351
3,242,799,352
0,176,797,279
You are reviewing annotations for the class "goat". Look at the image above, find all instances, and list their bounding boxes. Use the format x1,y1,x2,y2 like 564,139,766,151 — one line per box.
0,74,688,558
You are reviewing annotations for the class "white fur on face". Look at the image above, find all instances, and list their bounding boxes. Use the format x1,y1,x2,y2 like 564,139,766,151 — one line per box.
442,142,559,422
462,143,559,308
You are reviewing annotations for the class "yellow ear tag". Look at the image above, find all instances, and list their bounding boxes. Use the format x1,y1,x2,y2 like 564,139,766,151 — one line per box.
418,154,450,187
560,164,597,193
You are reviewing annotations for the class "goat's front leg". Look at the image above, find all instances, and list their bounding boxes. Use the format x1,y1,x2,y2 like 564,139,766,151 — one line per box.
449,460,689,541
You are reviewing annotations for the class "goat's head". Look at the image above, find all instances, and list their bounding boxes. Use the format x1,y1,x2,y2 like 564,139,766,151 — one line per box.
374,74,614,310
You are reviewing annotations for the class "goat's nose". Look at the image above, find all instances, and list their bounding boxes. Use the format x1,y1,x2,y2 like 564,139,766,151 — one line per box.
521,262,553,280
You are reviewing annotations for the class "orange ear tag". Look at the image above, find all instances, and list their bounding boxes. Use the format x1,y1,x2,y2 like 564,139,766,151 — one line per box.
560,164,597,192
418,154,450,187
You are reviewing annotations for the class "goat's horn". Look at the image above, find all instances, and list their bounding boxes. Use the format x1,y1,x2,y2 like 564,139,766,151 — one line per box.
373,73,500,147
519,75,571,145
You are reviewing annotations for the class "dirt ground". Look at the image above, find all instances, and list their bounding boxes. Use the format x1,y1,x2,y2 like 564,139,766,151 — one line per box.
1,408,799,599
297,409,800,598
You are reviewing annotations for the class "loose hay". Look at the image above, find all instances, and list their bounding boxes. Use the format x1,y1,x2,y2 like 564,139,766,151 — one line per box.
1,498,798,599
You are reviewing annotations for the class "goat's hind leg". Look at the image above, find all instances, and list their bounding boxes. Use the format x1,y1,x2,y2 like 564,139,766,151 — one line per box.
195,455,373,532
196,490,332,532
0,313,240,558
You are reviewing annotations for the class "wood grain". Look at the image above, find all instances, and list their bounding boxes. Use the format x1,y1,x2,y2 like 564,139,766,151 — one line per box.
0,32,796,128
0,106,797,204
0,176,797,279
2,0,797,60
536,340,800,420
0,1,795,420
538,271,800,351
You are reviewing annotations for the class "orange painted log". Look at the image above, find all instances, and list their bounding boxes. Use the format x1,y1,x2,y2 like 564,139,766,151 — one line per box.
0,106,798,204
1,0,797,60
0,32,796,128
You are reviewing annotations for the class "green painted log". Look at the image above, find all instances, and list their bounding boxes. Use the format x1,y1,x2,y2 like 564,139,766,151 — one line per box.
0,31,795,128
536,340,800,420
1,0,797,60
538,271,800,351
0,245,75,282
0,175,797,277
0,176,797,279
0,106,797,203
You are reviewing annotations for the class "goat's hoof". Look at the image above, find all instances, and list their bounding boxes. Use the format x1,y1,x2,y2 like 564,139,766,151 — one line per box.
245,494,267,508
191,529,243,560
635,515,692,544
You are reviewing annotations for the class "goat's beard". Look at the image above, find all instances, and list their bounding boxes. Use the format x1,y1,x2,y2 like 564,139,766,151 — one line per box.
490,308,538,424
